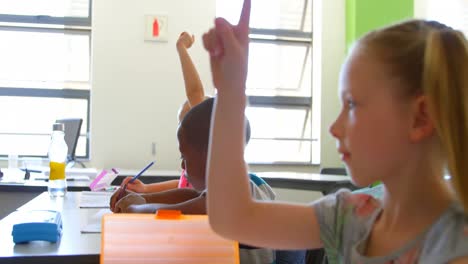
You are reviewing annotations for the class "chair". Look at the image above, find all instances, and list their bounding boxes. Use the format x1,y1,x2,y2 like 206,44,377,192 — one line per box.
305,248,327,264
320,167,347,175
276,249,306,264
320,167,353,195
55,118,83,164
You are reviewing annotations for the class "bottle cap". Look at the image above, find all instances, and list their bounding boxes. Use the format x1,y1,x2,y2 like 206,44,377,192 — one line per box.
52,123,64,132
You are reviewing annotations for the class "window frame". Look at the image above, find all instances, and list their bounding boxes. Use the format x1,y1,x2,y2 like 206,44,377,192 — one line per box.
246,95,316,165
241,0,316,165
0,1,92,159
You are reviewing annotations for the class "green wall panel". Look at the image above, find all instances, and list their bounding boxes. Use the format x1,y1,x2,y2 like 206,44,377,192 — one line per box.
346,0,414,50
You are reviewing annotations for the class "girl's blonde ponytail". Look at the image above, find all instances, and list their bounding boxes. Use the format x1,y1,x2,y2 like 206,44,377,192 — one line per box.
423,29,468,212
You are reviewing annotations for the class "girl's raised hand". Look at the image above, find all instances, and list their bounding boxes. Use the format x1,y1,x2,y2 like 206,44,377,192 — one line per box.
177,31,195,49
202,0,251,94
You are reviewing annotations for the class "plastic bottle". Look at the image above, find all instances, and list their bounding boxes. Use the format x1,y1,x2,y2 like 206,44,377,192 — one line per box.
8,152,18,169
48,123,68,197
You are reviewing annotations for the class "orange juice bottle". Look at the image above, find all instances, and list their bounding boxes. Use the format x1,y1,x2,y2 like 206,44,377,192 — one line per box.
48,123,68,197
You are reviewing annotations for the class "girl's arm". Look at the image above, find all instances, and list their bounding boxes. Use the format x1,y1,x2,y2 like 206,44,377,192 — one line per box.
119,177,179,193
207,87,323,250
142,188,202,204
143,180,180,193
204,0,322,250
450,257,468,264
177,32,205,107
110,179,179,210
122,194,207,215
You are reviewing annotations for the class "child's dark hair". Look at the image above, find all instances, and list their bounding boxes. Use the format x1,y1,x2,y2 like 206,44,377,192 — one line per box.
178,97,251,153
357,19,468,211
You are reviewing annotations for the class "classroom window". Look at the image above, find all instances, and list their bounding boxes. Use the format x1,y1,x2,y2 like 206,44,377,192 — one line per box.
217,0,317,164
0,0,91,159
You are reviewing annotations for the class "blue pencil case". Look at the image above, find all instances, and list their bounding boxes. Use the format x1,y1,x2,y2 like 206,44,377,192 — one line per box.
11,210,62,243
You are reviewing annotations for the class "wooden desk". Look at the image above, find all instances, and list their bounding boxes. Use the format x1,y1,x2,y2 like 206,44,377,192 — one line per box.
0,172,355,263
0,180,91,193
0,169,354,218
0,170,353,194
117,171,355,194
0,180,92,220
0,169,179,218
0,192,101,264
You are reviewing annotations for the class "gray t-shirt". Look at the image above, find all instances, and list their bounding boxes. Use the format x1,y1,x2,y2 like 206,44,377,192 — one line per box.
314,189,468,264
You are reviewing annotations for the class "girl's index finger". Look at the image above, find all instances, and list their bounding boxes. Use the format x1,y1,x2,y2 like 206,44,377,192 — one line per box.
237,0,251,36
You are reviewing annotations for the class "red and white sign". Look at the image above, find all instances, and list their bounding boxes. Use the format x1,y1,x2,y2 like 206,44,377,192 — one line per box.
145,15,168,42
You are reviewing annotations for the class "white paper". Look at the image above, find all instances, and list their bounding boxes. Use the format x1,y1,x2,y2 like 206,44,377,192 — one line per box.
79,191,113,208
81,209,112,233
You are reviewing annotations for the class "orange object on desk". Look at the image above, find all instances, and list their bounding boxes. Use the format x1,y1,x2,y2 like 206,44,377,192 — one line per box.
101,210,239,264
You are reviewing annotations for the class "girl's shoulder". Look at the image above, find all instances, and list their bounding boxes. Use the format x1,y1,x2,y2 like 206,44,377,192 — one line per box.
420,202,468,262
315,188,382,221
313,189,383,262
340,189,382,218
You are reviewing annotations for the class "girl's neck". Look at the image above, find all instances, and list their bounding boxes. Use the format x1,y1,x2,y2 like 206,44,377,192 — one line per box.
365,161,454,257
380,159,453,227
380,175,453,231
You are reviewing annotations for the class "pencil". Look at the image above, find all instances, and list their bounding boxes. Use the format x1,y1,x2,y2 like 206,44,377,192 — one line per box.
117,161,155,201
129,161,155,183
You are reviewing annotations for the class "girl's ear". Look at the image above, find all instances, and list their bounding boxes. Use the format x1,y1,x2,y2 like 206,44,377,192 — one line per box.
409,95,435,142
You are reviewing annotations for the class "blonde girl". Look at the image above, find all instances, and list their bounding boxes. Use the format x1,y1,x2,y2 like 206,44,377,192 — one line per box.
203,0,468,262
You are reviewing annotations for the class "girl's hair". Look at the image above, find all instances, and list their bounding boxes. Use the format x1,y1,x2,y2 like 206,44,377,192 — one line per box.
357,20,468,212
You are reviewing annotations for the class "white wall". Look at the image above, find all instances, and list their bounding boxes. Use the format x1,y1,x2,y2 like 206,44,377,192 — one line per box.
414,0,428,18
1,0,452,172
0,0,345,205
89,0,215,170
0,0,345,173
87,0,346,172
315,0,346,169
